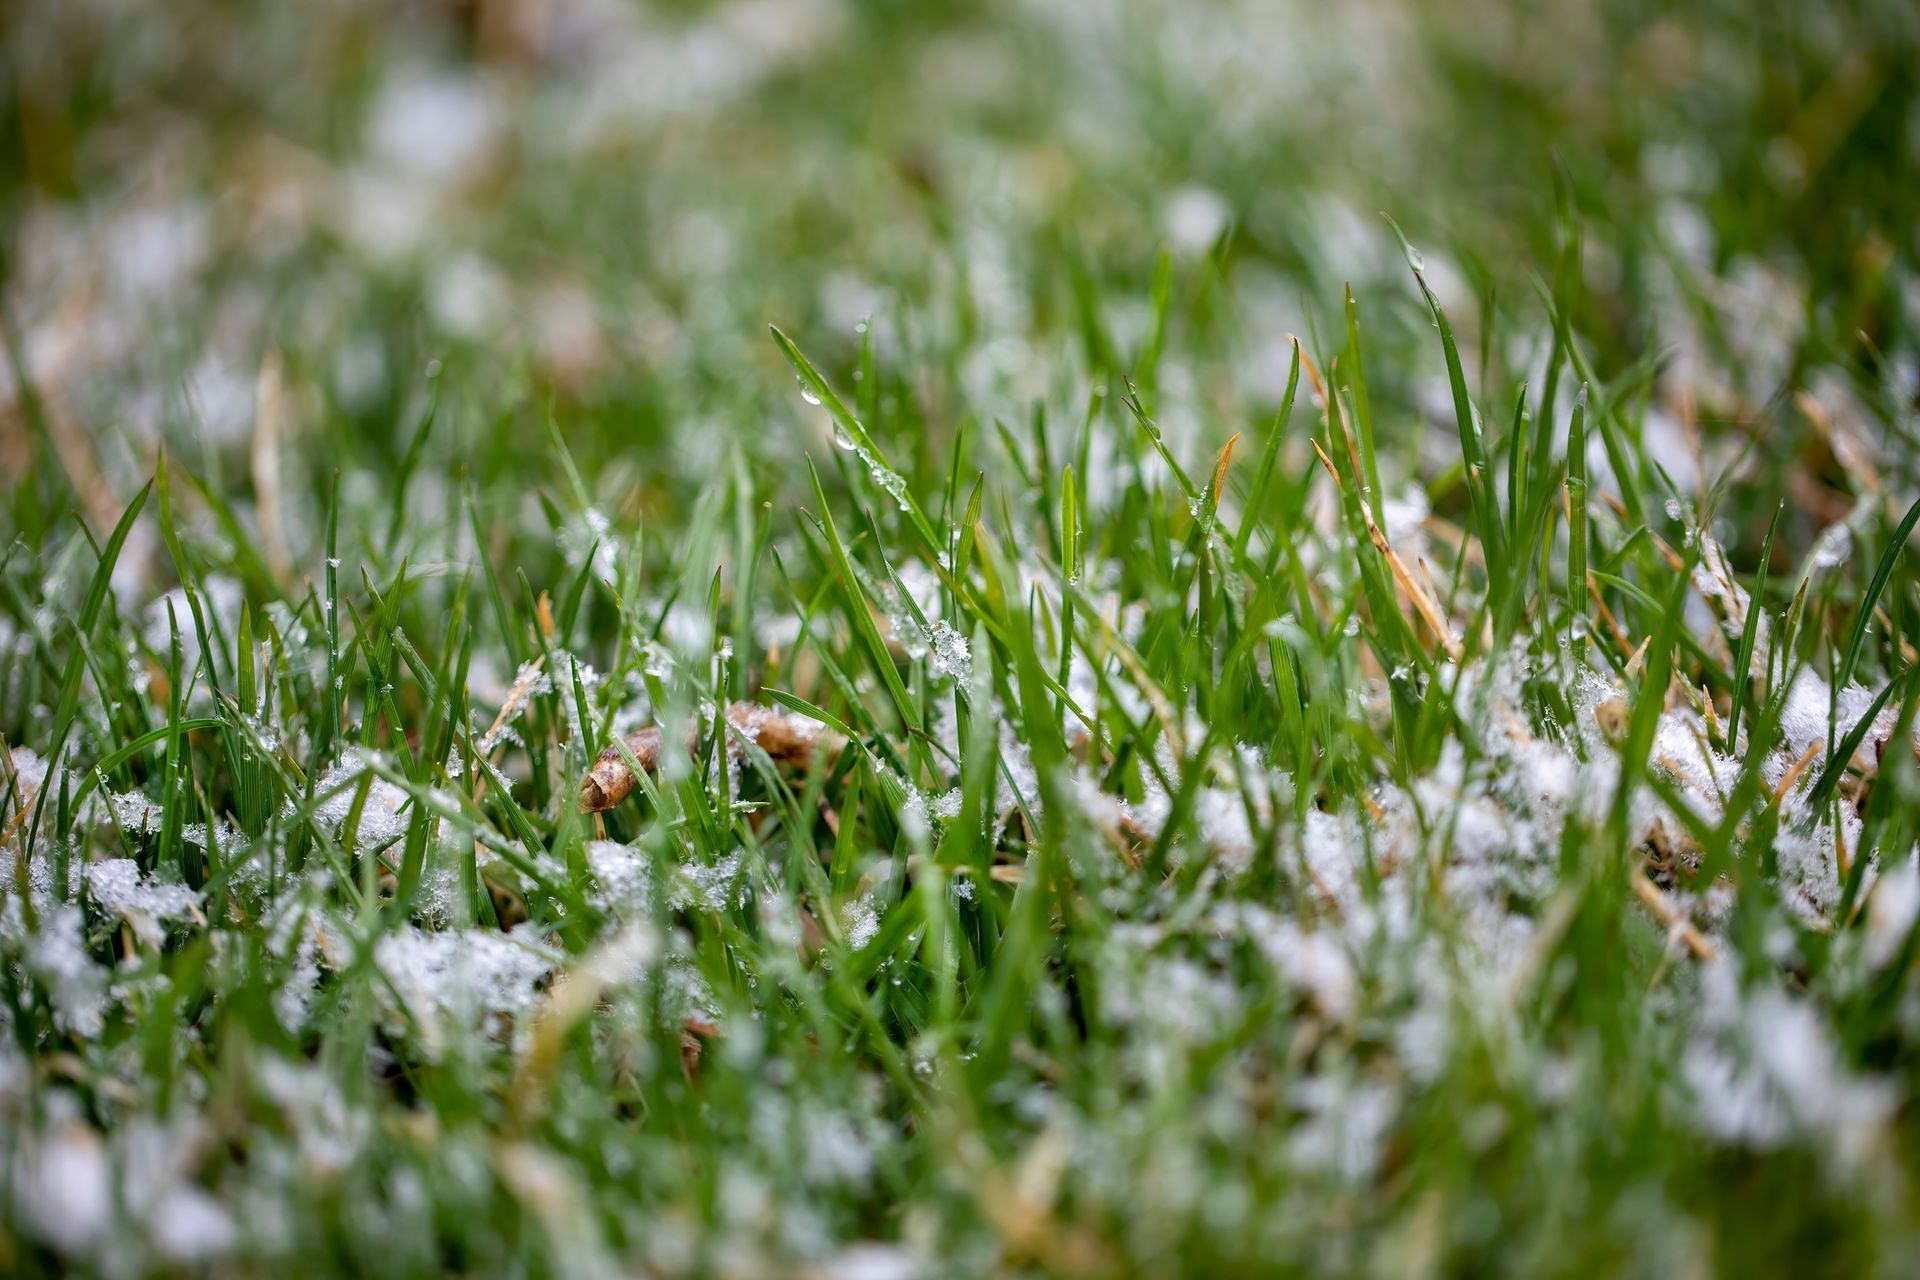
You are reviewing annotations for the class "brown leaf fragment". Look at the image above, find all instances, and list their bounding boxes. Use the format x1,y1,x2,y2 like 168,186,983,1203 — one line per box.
578,702,848,812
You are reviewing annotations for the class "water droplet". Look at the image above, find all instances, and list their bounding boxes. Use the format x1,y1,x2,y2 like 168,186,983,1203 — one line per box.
832,425,856,450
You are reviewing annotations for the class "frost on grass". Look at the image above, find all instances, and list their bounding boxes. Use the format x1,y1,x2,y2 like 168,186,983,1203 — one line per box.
110,789,164,837
671,849,747,912
1079,624,1912,1151
926,618,972,683
840,892,882,950
9,474,1907,1274
86,859,201,947
260,876,329,1033
374,926,557,1055
5,744,49,797
586,838,653,913
3,8,1919,1266
308,750,416,850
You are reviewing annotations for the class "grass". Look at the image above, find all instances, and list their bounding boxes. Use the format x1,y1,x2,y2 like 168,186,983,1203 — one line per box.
3,1,1920,1275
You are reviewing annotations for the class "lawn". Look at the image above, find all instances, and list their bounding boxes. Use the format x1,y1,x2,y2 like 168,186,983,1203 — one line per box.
3,1,1919,1275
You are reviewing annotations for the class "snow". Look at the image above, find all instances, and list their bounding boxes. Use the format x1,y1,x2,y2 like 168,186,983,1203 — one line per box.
1231,905,1359,1018
1866,856,1920,969
264,886,326,1033
8,1124,113,1255
6,1112,239,1265
801,1109,875,1188
587,839,652,913
111,790,164,837
1287,1075,1400,1183
19,905,109,1037
841,894,882,950
811,1243,924,1280
86,859,201,947
149,1185,238,1263
1807,521,1852,570
1685,962,1897,1167
927,619,972,683
374,926,557,1054
255,1056,369,1177
5,745,49,796
674,851,746,912
141,577,245,675
308,750,416,849
1775,668,1894,763
1163,186,1231,255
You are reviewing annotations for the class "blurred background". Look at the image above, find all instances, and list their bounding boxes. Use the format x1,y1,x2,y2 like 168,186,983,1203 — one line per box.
2,0,1916,561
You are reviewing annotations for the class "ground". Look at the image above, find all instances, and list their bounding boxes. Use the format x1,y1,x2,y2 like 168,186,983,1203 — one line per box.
3,1,1920,1276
